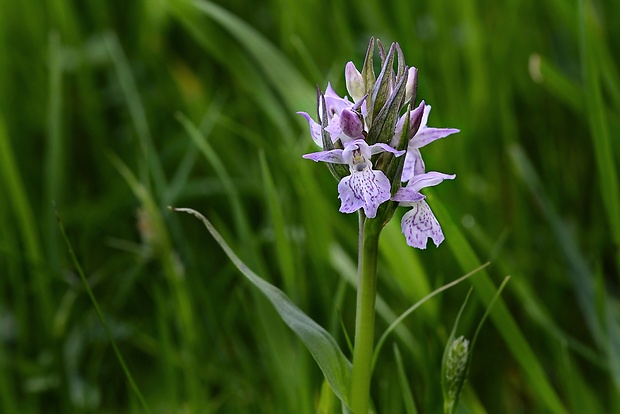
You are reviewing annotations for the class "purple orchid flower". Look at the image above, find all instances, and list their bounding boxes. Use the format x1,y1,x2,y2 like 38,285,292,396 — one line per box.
392,172,456,248
393,102,460,183
303,139,405,218
297,83,364,147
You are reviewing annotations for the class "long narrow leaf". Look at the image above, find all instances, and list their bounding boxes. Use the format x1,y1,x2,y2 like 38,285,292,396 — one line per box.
55,207,152,414
172,207,352,407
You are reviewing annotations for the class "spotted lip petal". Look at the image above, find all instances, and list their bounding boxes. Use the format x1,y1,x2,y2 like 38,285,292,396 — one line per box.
394,171,455,248
401,200,445,248
338,167,391,218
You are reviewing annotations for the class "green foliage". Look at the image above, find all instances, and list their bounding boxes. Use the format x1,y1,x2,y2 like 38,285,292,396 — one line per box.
173,206,352,408
1,0,619,412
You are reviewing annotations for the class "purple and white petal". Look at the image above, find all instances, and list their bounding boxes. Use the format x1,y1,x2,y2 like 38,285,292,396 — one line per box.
369,143,406,157
324,114,343,143
409,171,456,192
390,101,425,147
297,112,323,147
324,83,352,117
392,186,425,203
401,147,425,182
401,200,445,249
302,149,345,164
420,105,431,129
342,139,372,165
338,168,391,218
410,127,460,149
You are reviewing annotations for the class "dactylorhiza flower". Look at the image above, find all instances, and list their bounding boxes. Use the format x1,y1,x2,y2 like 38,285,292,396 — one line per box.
392,172,456,249
392,101,460,182
303,139,405,218
297,84,361,147
299,37,459,250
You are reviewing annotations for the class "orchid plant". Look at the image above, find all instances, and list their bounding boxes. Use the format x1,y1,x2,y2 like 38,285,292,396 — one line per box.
174,37,484,414
298,38,459,413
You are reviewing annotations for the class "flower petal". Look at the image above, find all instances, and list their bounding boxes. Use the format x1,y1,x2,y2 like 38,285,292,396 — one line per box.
409,171,456,192
401,147,425,182
324,113,344,143
411,127,460,149
390,101,425,147
420,105,431,127
342,139,371,164
369,142,406,157
392,186,425,203
338,168,391,218
401,200,445,249
302,149,345,164
297,112,323,147
325,83,352,117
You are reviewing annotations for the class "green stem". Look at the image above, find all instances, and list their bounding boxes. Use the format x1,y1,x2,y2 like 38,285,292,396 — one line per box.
350,215,381,413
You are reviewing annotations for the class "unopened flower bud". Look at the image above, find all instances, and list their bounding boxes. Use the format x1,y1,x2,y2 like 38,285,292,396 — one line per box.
345,61,365,102
340,109,364,139
405,67,418,103
445,335,470,410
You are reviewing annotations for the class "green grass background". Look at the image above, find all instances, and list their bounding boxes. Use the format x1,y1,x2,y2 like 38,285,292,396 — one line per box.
1,0,619,412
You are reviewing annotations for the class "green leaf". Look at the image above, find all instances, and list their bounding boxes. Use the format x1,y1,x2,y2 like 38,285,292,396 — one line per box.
509,143,620,392
55,207,152,414
394,343,419,414
182,0,314,114
172,207,352,407
372,262,489,370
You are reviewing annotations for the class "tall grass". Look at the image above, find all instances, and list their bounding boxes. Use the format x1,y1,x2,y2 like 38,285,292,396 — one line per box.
1,0,618,412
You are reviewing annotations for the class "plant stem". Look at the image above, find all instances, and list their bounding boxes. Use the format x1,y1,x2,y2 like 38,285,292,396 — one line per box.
350,216,381,413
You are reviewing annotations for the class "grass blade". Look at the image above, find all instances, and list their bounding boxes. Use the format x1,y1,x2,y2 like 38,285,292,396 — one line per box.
55,206,152,414
394,343,419,414
172,206,353,407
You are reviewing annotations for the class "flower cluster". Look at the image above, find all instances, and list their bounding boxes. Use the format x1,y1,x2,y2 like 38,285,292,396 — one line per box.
300,38,459,249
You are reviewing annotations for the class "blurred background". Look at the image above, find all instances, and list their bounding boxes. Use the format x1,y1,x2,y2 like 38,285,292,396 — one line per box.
1,0,619,412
